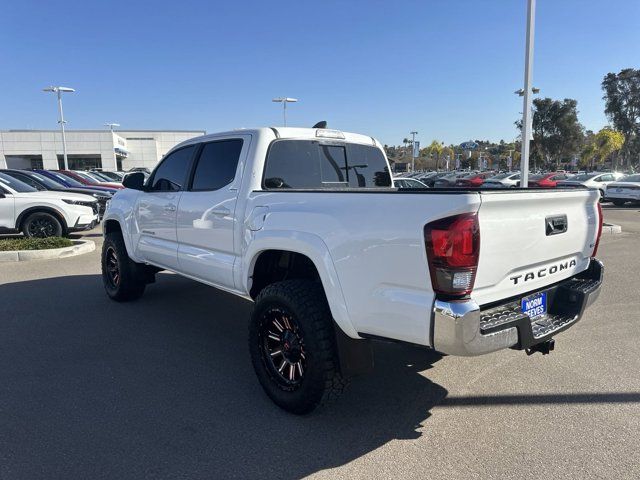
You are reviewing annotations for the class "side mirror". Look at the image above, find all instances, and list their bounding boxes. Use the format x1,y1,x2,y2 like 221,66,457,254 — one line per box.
122,172,147,191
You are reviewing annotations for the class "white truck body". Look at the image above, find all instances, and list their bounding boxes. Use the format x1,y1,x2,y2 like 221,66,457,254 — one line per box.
104,127,602,348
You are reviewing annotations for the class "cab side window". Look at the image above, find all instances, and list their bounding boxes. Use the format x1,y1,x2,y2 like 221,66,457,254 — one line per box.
150,145,197,192
190,139,243,191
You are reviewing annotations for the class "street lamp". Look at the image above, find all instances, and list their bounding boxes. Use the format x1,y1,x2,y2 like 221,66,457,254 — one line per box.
410,131,418,171
518,0,536,187
43,86,75,170
104,122,120,132
272,97,298,126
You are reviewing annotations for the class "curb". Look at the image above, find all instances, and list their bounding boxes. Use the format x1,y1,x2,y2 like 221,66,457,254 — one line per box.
602,223,622,234
0,240,95,262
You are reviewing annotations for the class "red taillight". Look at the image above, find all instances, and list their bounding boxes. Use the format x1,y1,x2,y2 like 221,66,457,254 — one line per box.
424,212,480,297
592,202,603,257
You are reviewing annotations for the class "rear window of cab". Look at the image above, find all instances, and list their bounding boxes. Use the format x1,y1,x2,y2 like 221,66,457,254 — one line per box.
263,140,391,189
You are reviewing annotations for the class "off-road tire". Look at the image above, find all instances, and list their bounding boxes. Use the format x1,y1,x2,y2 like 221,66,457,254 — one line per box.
101,232,147,302
249,279,348,414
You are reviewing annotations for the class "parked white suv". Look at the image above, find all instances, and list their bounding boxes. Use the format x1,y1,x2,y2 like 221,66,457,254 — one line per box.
0,172,99,237
101,127,603,414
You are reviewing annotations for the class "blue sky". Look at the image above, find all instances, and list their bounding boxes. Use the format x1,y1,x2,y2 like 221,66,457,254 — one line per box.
1,0,638,146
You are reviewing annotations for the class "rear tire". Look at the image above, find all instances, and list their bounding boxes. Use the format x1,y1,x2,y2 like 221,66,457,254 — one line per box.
101,232,147,302
22,212,63,238
612,200,626,206
249,279,348,414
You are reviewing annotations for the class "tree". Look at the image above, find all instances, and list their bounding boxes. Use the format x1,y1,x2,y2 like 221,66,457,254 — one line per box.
602,68,640,168
516,98,584,169
427,140,444,169
582,127,625,170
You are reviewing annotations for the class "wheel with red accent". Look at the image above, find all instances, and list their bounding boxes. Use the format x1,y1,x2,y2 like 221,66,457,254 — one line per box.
249,279,347,414
101,232,147,302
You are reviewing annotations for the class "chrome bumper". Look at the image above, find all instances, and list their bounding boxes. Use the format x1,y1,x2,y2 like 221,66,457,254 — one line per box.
432,258,604,356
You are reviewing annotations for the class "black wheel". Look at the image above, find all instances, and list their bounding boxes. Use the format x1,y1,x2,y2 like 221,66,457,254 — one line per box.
612,200,626,206
22,212,63,238
599,190,605,202
101,232,147,302
249,279,348,414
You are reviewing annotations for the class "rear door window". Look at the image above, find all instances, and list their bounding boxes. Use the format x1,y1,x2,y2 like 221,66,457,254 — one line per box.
190,139,243,191
264,140,391,189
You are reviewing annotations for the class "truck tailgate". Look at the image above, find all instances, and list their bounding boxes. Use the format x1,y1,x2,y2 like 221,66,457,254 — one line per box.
472,189,600,306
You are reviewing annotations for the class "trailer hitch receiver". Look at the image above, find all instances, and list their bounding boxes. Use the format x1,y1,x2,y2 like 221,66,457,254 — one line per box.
525,339,555,356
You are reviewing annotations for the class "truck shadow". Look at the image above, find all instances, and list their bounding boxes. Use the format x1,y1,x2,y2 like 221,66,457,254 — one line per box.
0,273,447,480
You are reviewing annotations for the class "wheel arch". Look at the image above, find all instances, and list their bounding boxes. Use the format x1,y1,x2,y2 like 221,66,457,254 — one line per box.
244,232,358,339
102,217,139,261
16,206,68,234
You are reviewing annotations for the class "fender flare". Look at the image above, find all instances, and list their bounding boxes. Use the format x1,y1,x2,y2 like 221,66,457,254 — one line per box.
243,230,359,339
102,213,141,262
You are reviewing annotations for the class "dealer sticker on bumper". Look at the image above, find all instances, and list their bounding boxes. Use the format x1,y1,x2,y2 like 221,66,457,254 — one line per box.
521,292,547,319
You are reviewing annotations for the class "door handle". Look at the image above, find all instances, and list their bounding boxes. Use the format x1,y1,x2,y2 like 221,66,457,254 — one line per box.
164,204,177,212
209,207,230,216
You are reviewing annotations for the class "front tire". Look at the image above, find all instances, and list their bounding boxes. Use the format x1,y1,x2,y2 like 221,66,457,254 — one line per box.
101,232,147,302
249,280,347,414
22,212,63,238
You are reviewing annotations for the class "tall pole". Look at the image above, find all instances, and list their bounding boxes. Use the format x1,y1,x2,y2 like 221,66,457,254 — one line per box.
283,101,287,127
57,90,69,170
520,0,536,187
410,131,418,172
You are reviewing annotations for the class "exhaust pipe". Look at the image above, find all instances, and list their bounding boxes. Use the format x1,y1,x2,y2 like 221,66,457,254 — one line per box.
526,339,555,356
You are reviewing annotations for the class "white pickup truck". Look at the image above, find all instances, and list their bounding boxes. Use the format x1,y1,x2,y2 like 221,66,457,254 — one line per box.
101,127,603,414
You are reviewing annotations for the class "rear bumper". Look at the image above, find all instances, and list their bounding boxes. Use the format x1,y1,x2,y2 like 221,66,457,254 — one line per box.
606,192,640,201
432,258,603,356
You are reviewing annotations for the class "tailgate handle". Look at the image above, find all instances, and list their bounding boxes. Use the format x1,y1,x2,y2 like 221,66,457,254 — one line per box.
546,215,568,236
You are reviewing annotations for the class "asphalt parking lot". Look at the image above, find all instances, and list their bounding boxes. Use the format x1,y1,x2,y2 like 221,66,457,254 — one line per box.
1,206,639,480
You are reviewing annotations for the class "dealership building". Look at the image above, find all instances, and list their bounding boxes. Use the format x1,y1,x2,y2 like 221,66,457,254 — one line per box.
0,129,206,172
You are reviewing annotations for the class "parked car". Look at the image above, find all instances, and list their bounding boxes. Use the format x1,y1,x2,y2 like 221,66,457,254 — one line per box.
82,170,120,183
454,172,493,188
528,172,571,188
55,170,124,190
0,169,111,217
433,171,472,188
482,172,521,188
394,177,429,189
557,172,626,200
101,126,603,414
604,174,640,206
91,170,124,182
419,171,450,187
0,172,99,237
128,167,151,174
34,169,120,195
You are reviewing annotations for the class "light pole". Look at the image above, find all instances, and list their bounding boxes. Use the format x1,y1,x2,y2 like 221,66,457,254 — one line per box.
43,86,75,170
410,131,418,171
272,97,298,126
104,122,120,132
518,0,536,187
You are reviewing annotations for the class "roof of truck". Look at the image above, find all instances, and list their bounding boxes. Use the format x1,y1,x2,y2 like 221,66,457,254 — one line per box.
175,127,381,150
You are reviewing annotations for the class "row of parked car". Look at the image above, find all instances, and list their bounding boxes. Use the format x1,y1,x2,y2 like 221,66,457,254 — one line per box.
394,170,640,204
0,168,148,238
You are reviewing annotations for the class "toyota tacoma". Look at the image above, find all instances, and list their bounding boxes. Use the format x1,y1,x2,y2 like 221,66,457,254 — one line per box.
101,127,603,414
